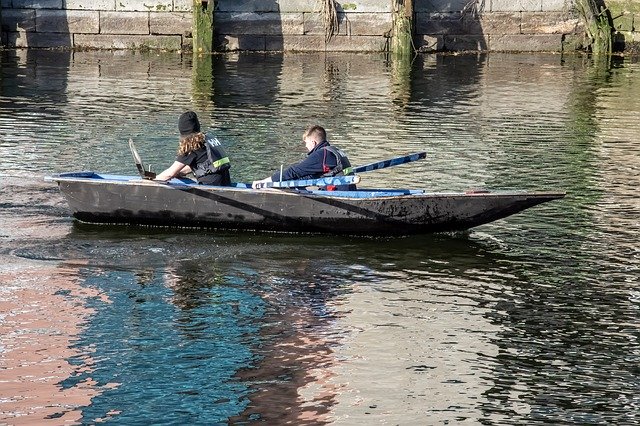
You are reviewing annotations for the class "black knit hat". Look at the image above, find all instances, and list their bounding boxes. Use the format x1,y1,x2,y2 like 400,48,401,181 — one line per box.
178,111,201,136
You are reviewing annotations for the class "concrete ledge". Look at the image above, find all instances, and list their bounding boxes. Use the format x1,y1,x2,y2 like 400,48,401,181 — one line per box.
489,34,563,51
74,33,182,50
101,11,149,35
36,10,98,33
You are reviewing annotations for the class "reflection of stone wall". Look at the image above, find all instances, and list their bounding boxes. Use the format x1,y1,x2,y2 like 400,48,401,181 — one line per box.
3,0,629,53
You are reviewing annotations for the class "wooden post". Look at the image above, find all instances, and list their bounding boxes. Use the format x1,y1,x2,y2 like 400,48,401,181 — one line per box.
193,0,214,54
574,0,612,56
392,0,414,57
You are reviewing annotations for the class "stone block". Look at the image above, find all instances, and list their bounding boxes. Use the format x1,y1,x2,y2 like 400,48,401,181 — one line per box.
303,12,348,36
479,12,521,34
415,0,474,13
173,0,192,12
488,33,563,51
443,34,488,50
65,0,116,10
74,33,182,50
1,9,36,32
1,0,12,7
101,11,149,34
216,0,282,13
150,12,191,35
215,12,303,36
305,12,392,36
7,30,71,47
415,12,464,35
490,0,542,12
521,11,580,34
541,0,572,12
268,34,387,51
12,0,63,9
612,12,634,32
215,34,266,51
415,34,444,52
115,0,172,12
36,10,99,33
214,0,392,13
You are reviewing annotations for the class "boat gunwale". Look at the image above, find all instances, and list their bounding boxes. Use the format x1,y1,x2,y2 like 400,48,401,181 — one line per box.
44,172,567,201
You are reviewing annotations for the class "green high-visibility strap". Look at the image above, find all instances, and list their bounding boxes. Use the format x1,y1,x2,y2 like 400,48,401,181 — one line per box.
213,157,230,168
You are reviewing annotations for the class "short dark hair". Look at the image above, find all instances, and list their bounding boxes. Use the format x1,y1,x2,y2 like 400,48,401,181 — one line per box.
303,125,326,142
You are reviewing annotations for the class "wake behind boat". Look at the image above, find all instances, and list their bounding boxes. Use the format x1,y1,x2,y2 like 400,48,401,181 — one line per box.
45,171,565,236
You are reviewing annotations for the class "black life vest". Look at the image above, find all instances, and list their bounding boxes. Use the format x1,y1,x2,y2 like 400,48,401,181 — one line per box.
193,135,231,178
320,146,353,177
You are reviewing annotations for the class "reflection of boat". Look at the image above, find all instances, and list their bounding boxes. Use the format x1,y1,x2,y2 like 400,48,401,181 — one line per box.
45,172,565,236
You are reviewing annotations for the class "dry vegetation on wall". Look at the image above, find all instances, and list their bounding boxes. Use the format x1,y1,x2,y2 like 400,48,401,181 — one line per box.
319,0,339,42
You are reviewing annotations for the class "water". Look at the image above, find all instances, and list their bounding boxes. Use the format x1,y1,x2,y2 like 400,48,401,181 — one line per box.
1,49,639,425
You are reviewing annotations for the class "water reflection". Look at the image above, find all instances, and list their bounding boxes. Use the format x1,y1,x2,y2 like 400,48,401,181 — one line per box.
1,51,639,424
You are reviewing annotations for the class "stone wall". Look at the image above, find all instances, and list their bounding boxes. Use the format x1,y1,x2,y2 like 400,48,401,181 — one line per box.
0,0,193,50
1,0,638,53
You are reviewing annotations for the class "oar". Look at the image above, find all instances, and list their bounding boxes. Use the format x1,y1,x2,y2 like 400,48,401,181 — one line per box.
353,151,426,174
254,175,360,189
129,138,156,180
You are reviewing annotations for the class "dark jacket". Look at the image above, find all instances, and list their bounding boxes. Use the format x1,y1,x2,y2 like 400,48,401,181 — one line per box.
270,141,355,190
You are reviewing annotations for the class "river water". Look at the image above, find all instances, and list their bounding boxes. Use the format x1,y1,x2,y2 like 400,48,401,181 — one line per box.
0,49,638,425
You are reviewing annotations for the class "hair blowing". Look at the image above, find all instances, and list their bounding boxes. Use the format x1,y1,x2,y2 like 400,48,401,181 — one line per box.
178,132,205,156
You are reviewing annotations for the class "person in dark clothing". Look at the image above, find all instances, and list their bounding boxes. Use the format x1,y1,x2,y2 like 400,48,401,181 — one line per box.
155,111,231,186
251,125,355,190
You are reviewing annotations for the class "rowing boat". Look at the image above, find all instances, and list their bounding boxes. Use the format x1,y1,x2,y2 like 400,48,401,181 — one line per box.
45,171,565,236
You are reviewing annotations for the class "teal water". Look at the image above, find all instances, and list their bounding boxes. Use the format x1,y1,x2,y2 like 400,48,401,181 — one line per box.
0,50,639,425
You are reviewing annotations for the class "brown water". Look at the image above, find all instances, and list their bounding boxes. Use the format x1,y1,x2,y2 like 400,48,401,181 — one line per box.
0,49,639,425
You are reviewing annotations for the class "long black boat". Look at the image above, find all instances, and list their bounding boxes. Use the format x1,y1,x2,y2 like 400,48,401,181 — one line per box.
45,171,565,236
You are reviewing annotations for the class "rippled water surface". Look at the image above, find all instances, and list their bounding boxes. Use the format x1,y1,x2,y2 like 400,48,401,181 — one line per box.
1,50,639,425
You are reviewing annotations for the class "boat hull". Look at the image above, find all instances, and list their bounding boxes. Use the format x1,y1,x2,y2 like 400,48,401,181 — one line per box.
47,173,565,235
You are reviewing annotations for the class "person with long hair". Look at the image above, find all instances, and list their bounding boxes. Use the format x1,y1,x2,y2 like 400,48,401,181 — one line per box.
155,111,231,186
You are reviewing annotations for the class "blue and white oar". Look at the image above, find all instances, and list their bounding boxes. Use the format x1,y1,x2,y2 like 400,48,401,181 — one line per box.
353,151,426,174
254,175,360,189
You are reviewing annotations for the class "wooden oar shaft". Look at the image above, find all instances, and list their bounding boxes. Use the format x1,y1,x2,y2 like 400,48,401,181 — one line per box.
256,175,360,189
353,151,426,173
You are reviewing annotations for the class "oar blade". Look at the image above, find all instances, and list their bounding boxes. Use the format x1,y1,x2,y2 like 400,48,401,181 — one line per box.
353,151,426,174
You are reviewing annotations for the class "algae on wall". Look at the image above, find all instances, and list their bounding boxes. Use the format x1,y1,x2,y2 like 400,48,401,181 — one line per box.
193,0,214,54
392,0,414,57
575,0,613,55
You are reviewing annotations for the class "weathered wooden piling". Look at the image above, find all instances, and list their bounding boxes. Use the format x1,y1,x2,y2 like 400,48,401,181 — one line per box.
575,0,613,55
193,0,214,54
392,0,414,57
